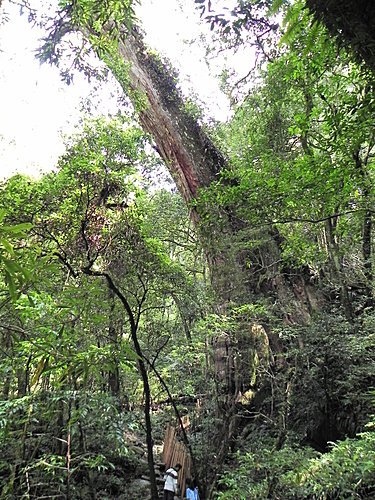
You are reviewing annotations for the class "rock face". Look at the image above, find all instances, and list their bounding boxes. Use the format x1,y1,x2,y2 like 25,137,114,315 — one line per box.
127,478,152,499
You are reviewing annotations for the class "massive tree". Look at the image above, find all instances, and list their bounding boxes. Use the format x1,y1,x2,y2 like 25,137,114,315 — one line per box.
5,1,373,497
34,0,317,316
30,0,372,416
25,5,316,495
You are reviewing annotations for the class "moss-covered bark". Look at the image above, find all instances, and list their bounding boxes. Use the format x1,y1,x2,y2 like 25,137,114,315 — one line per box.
114,29,226,214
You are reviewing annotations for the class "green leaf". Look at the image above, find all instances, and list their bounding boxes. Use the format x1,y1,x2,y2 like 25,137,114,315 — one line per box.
4,270,17,300
0,238,14,255
1,223,33,234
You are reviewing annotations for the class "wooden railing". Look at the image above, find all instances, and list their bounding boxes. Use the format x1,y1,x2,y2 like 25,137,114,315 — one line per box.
163,422,192,498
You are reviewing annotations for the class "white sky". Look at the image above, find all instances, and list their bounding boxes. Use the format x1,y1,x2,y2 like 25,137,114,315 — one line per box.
0,0,235,180
0,3,117,180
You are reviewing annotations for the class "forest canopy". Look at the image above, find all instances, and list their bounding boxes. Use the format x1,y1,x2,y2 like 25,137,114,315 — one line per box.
0,0,374,499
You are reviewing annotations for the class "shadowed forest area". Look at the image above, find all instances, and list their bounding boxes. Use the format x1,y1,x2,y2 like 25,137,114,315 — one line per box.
0,0,374,498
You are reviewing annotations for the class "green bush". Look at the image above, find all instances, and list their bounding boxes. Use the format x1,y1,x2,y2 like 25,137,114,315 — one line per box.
215,440,317,499
283,425,375,499
215,421,375,499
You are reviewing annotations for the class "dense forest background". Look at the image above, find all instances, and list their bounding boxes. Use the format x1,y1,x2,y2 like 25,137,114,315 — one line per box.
0,0,374,498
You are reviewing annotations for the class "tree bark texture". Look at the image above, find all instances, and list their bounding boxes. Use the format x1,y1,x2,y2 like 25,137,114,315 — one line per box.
115,29,226,214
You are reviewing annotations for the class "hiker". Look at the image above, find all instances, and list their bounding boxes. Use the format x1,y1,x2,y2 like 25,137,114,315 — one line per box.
185,478,199,500
163,463,182,500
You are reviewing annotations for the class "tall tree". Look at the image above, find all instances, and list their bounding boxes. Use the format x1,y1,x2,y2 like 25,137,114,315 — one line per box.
20,2,346,476
6,2,373,496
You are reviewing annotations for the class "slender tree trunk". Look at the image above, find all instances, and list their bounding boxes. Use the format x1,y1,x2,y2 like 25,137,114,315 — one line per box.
171,292,192,341
1,334,12,400
324,217,353,321
108,288,120,397
56,397,65,455
84,269,159,500
66,399,72,500
138,362,157,499
72,380,97,499
107,281,158,499
17,354,32,397
363,211,373,285
353,148,373,305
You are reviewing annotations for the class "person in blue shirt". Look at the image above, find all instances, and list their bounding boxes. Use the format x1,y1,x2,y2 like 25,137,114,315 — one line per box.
185,478,199,500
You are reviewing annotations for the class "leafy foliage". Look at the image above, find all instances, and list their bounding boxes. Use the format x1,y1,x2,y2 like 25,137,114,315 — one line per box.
0,1,374,498
216,423,375,499
0,117,208,497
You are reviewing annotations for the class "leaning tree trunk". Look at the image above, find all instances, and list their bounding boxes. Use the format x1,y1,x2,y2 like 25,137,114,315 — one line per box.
102,33,321,472
106,29,245,296
104,28,316,318
112,29,226,212
41,11,323,492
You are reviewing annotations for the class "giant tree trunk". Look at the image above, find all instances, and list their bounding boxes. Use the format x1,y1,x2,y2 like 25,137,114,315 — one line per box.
107,29,313,316
108,29,252,304
103,29,317,388
114,29,226,211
